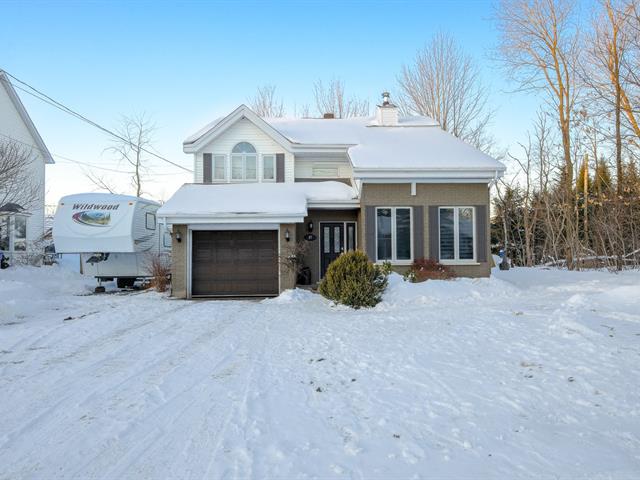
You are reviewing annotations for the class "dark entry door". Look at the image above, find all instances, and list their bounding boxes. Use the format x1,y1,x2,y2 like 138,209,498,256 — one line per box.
191,230,278,297
320,223,345,278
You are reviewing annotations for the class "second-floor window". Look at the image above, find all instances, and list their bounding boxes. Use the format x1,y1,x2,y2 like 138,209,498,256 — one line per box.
231,142,258,181
262,154,275,181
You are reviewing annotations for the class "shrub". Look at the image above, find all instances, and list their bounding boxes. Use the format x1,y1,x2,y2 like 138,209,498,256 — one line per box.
404,257,456,283
145,253,171,292
318,250,388,308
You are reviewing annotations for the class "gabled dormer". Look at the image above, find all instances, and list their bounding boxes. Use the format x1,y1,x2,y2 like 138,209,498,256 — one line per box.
183,105,294,184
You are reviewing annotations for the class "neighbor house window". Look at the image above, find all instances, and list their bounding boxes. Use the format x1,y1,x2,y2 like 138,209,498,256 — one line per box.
145,212,156,230
13,216,26,251
213,155,226,180
262,154,275,181
376,207,412,262
231,142,258,181
0,215,9,251
439,207,475,261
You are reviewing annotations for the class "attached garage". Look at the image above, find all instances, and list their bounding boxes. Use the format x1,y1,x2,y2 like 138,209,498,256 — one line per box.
191,230,279,297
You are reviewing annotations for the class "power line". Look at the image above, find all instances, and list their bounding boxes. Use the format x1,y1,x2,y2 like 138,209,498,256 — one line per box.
2,70,193,173
0,131,186,176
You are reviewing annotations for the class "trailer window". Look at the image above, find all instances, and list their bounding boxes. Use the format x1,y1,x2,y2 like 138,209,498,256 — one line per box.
145,213,156,230
163,231,171,247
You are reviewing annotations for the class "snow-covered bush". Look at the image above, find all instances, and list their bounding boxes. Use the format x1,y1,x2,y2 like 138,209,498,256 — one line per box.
403,257,455,283
318,250,388,308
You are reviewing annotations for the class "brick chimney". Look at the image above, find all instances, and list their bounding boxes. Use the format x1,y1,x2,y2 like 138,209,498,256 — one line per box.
375,91,398,126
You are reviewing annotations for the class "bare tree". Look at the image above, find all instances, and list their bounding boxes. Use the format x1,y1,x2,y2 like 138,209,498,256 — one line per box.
584,0,634,192
0,140,42,211
313,79,370,118
495,0,580,198
102,113,157,197
249,84,285,117
397,31,494,151
83,170,119,194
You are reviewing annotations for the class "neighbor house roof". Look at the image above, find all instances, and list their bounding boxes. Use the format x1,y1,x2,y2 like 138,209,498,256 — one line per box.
0,70,54,164
183,105,505,182
157,181,358,224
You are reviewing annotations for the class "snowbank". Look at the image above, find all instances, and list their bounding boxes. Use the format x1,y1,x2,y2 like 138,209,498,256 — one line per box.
0,265,93,322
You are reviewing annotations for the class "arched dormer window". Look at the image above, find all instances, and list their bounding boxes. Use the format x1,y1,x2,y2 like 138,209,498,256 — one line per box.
231,142,258,181
232,142,256,154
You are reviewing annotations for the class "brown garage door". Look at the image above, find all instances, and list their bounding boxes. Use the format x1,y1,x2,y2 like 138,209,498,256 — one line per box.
191,230,279,297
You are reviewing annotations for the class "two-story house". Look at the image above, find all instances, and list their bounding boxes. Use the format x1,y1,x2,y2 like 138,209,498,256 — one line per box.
158,93,505,298
0,70,53,264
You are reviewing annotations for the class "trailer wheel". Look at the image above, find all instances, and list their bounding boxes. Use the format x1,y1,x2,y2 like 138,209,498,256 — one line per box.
117,277,136,289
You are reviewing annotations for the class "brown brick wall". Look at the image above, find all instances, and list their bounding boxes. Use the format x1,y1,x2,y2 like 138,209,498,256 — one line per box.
279,223,297,292
171,224,188,298
360,183,491,278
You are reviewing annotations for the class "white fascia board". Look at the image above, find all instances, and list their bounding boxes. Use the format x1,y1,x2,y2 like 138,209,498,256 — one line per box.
289,144,354,154
161,214,305,225
183,105,294,153
353,167,505,183
307,200,361,209
188,223,280,230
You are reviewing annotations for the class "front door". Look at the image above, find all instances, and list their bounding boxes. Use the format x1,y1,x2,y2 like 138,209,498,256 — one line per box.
320,223,345,278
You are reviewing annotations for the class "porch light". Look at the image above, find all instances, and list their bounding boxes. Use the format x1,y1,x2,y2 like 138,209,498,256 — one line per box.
175,232,182,243
307,221,313,232
285,229,291,242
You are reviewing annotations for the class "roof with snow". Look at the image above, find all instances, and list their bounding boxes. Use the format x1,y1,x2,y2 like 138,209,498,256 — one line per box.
183,105,505,179
157,181,358,224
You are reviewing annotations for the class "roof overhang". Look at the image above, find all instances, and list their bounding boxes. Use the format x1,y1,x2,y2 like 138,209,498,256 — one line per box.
352,166,505,184
183,105,294,154
160,212,306,225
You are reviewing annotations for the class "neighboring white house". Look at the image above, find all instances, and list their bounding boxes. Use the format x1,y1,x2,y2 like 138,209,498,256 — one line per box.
0,70,54,263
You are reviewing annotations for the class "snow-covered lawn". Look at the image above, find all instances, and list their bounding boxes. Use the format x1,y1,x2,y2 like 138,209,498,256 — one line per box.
1,265,640,479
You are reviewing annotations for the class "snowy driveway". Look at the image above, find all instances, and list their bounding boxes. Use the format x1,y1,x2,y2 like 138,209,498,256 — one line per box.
1,266,640,479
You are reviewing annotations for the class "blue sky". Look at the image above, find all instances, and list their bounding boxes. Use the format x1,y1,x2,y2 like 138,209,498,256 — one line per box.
2,0,544,204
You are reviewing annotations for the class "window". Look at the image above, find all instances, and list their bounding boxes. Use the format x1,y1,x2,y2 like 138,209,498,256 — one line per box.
231,142,258,181
439,207,475,262
163,231,172,248
145,212,156,230
213,155,226,180
376,207,412,262
0,215,9,251
13,216,26,251
312,166,339,177
346,222,356,252
262,154,275,181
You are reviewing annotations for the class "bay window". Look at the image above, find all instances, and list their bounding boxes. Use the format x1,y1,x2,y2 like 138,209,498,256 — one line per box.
14,216,26,251
439,207,475,262
376,207,412,262
0,214,27,252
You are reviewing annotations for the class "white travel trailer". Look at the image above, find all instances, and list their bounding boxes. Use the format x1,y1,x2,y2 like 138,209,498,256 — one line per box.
53,193,170,289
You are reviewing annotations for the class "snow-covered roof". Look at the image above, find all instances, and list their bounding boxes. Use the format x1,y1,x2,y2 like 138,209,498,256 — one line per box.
266,116,502,173
157,181,358,224
183,105,505,180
